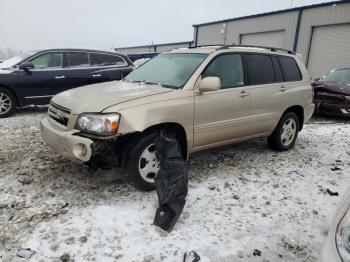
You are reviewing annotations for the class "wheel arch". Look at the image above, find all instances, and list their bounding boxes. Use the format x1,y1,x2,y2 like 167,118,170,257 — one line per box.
116,122,189,163
0,83,20,107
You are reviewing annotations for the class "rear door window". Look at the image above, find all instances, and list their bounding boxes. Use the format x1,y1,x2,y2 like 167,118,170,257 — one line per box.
244,54,275,85
278,56,302,81
272,56,284,82
89,53,126,67
202,54,244,89
65,52,90,68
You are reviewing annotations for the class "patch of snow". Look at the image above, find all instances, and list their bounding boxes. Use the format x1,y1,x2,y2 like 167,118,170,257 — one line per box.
1,113,350,261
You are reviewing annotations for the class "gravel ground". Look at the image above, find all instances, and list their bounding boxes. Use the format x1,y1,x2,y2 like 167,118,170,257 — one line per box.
0,109,350,262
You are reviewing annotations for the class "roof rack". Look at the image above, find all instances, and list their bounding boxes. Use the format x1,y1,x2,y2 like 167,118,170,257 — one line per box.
188,44,225,49
187,44,295,54
216,44,295,54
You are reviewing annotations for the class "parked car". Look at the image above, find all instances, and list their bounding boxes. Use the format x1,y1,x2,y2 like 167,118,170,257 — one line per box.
40,45,314,191
312,68,350,117
322,187,350,262
127,52,158,62
132,58,150,68
0,48,134,118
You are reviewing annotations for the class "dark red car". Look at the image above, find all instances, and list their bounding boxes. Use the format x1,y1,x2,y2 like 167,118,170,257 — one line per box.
312,68,350,117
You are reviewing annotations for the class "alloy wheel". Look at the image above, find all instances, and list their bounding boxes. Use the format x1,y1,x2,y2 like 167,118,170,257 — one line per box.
281,118,297,146
0,92,12,116
138,143,160,183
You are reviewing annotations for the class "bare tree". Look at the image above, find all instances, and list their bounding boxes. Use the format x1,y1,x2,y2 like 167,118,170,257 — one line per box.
0,48,23,60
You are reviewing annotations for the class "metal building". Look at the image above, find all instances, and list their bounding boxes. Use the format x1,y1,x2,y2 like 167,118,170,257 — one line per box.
114,41,193,61
193,0,350,78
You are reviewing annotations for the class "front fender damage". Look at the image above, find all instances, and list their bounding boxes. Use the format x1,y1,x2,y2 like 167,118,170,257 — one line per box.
88,140,119,170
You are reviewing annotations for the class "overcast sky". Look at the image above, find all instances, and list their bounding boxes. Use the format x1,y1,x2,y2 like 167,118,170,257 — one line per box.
0,0,335,52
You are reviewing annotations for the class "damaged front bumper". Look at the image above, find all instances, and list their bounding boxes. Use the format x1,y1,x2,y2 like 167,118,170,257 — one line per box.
40,117,119,167
314,92,350,117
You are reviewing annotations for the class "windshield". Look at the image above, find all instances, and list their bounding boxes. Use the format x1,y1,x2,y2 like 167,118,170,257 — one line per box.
0,51,36,69
320,69,350,83
125,53,208,89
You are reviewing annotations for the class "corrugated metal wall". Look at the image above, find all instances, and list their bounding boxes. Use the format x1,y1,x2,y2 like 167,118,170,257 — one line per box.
115,46,155,55
115,42,192,55
296,3,350,63
194,1,350,78
196,11,298,49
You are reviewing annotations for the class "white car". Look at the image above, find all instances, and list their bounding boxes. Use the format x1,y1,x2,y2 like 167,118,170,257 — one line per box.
322,188,350,261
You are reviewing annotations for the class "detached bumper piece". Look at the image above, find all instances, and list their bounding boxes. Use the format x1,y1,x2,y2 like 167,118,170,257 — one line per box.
153,135,188,232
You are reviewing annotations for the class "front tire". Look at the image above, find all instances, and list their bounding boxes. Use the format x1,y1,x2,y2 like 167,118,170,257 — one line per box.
0,87,16,118
123,132,160,191
268,112,300,151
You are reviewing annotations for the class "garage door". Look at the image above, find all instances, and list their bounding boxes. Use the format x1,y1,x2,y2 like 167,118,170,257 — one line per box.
240,30,285,48
307,24,350,79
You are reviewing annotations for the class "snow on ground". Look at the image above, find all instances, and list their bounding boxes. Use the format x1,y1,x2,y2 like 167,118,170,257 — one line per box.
0,109,350,262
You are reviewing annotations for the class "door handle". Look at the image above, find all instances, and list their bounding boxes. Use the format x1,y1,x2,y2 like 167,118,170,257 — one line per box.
280,86,287,92
55,76,65,79
92,74,102,78
239,91,249,97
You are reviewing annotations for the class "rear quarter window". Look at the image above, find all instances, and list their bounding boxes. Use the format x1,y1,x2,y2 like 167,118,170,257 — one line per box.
278,56,302,81
90,53,127,67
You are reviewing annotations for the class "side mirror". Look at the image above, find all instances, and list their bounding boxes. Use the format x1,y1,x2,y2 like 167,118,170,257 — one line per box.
19,62,34,71
198,77,221,93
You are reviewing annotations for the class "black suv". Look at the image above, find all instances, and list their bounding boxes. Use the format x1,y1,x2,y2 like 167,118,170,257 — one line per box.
0,48,134,118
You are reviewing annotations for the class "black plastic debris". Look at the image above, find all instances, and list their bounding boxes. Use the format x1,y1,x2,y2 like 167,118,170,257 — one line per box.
327,189,339,196
153,134,188,233
253,249,261,256
183,251,201,262
16,248,36,259
331,166,342,171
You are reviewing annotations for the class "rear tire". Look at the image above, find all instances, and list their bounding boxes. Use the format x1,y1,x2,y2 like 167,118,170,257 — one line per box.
0,87,16,118
268,112,300,151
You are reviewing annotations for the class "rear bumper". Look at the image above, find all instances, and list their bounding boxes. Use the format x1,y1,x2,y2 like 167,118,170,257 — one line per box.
40,117,93,162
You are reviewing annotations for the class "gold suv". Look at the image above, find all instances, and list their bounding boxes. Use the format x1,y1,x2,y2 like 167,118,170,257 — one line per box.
40,45,315,191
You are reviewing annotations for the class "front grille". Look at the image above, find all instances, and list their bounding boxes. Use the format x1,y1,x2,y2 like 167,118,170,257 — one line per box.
48,102,71,127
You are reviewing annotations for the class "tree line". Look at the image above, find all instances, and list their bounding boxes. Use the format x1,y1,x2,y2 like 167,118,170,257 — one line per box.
0,48,23,60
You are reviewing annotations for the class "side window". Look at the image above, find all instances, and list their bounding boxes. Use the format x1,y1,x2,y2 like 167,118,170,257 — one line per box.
244,54,275,85
202,54,244,89
29,53,62,69
90,53,126,67
65,52,90,68
272,56,283,82
278,56,302,81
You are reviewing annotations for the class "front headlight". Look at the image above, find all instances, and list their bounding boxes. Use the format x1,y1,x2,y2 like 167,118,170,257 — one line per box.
74,113,120,136
336,206,350,261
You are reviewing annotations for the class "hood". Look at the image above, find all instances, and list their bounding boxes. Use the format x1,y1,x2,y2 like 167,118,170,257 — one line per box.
0,68,14,74
51,81,173,114
313,81,350,96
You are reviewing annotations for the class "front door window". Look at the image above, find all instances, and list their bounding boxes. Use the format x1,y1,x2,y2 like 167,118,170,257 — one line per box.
29,53,63,69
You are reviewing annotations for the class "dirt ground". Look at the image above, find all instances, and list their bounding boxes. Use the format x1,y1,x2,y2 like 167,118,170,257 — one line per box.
0,108,349,262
